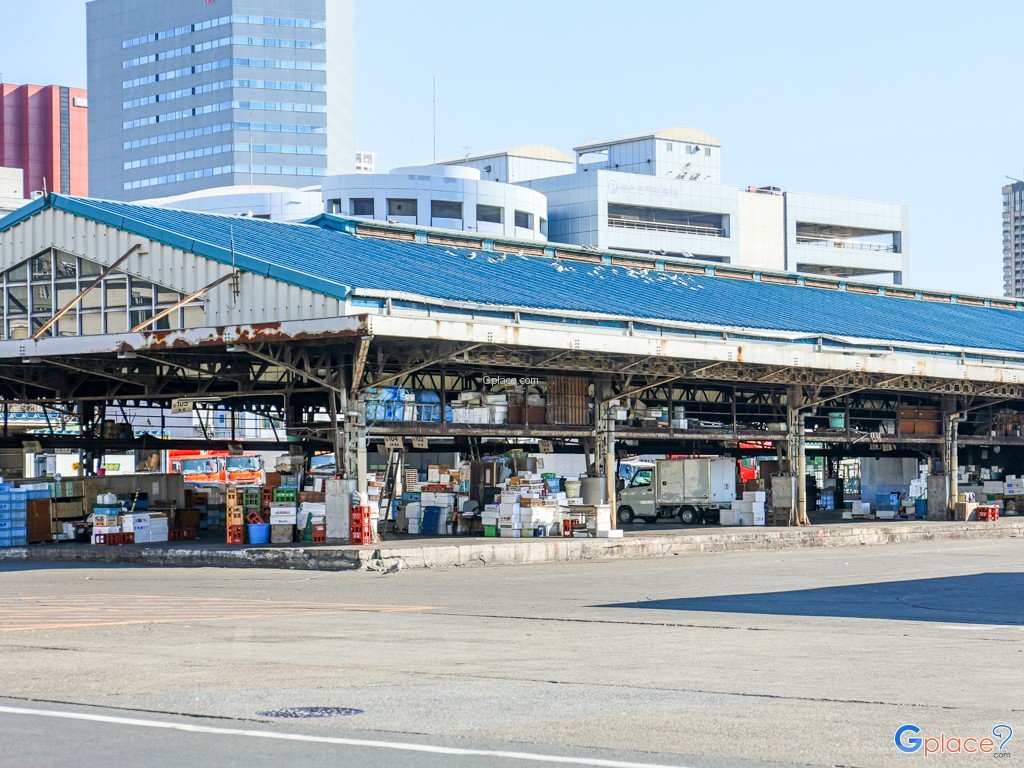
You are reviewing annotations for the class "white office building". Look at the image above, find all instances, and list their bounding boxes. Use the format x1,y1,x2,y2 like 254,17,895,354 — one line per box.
322,164,550,242
447,128,909,283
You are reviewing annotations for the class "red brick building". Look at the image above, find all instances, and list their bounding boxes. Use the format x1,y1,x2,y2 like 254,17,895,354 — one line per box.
0,84,88,198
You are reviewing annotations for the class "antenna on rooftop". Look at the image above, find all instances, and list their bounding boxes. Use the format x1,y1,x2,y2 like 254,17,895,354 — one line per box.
432,76,436,164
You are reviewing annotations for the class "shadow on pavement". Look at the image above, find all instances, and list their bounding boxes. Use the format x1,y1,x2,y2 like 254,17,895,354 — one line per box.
599,573,1024,625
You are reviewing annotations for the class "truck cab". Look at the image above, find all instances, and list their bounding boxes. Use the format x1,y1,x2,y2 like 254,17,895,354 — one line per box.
617,457,735,525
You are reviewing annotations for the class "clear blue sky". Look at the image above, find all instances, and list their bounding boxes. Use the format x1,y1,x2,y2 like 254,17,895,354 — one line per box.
1,0,1020,296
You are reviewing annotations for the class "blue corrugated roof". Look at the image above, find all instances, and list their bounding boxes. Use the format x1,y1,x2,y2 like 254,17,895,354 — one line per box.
2,194,1022,353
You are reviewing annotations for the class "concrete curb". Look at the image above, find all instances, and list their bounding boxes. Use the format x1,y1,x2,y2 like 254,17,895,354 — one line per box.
2,520,1022,571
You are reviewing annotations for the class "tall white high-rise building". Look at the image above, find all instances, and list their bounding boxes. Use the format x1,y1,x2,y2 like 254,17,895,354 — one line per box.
86,0,354,201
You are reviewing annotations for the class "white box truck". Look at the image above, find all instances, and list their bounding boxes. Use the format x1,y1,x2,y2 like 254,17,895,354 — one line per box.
617,457,736,525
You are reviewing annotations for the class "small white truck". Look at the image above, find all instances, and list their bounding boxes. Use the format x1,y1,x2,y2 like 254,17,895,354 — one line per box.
617,457,736,524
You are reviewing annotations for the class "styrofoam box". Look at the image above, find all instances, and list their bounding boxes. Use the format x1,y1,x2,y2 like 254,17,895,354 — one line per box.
719,507,738,526
743,491,767,502
407,521,420,534
93,526,121,534
596,529,624,538
270,515,297,524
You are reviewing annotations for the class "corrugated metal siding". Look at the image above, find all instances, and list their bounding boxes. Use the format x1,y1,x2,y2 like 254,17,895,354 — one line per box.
5,195,1024,353
0,208,345,328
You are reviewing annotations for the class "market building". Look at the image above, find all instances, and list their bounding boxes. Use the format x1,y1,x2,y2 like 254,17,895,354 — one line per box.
0,193,1015,550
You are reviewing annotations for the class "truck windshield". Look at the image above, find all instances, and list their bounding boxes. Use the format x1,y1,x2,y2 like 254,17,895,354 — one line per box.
630,469,652,487
182,459,218,473
226,456,260,471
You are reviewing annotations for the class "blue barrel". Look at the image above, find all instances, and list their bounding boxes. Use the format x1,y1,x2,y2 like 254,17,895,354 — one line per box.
914,499,927,519
247,523,270,545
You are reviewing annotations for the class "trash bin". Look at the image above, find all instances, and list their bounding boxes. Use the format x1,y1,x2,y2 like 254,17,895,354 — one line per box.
247,523,270,545
914,499,927,519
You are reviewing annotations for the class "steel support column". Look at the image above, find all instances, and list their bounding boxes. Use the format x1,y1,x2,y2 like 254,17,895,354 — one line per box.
787,384,810,526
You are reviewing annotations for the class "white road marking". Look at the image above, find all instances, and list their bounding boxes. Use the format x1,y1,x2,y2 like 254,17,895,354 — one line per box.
0,705,686,768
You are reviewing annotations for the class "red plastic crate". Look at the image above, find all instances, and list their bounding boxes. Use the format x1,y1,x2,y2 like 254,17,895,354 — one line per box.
226,525,245,544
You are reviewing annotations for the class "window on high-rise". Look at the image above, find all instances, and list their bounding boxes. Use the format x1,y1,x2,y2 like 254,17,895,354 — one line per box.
514,210,533,229
351,198,374,216
476,205,502,224
387,199,417,217
431,200,462,220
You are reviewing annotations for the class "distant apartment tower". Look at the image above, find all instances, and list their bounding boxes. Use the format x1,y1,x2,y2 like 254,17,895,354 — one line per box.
1003,181,1024,296
87,0,354,201
0,83,89,197
355,151,375,174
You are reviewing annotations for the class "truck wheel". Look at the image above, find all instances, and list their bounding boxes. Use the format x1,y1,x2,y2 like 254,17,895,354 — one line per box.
680,507,698,525
617,506,635,524
644,515,658,524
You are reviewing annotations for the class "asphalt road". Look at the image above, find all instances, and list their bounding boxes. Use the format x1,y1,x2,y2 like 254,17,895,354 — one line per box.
1,537,1022,768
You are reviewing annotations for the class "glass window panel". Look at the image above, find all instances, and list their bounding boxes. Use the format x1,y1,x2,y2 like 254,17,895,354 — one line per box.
31,254,52,280
80,259,103,277
54,253,78,279
31,317,53,338
105,280,128,309
156,286,180,306
57,317,78,337
8,286,28,315
55,280,78,308
129,280,154,329
105,310,127,334
350,198,373,216
130,280,154,307
31,283,52,314
431,200,462,220
387,198,417,216
8,319,29,340
81,288,103,311
81,313,104,335
7,261,28,282
476,204,502,224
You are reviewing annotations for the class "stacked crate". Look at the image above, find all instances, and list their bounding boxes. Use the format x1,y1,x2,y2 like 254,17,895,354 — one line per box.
91,502,122,545
0,485,28,548
269,486,297,543
349,504,373,545
226,486,245,544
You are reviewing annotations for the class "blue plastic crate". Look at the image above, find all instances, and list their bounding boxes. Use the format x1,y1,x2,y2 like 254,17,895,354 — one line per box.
0,537,12,548
9,527,26,538
0,520,10,531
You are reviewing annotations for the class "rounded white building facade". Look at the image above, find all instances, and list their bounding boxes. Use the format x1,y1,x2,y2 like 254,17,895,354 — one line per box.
322,165,549,241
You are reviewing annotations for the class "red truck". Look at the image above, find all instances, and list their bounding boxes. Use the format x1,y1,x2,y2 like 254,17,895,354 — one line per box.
168,450,263,487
